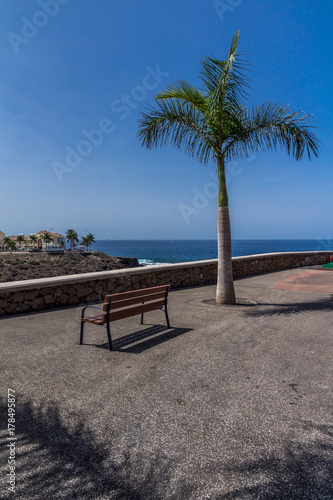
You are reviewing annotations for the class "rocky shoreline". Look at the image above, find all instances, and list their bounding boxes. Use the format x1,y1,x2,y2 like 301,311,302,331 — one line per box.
0,252,140,283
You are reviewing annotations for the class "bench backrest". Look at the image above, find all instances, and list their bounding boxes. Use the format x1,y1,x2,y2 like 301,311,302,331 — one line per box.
101,285,170,323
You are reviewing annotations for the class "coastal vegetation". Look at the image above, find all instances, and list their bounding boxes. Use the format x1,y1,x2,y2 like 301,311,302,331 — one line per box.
6,241,16,253
29,234,38,248
3,236,12,251
138,30,320,304
16,234,25,250
81,232,95,251
1,229,95,252
66,229,79,251
42,232,53,250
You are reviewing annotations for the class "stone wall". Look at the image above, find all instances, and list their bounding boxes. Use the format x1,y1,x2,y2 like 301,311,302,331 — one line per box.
0,251,331,316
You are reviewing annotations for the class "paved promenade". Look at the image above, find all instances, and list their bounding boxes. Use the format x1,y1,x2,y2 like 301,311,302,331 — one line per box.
0,267,332,499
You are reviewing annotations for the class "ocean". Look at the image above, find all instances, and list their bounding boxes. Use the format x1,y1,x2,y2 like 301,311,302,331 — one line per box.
94,240,333,266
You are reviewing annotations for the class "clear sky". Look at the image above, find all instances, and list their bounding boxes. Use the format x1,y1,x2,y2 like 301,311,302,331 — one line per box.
1,0,332,240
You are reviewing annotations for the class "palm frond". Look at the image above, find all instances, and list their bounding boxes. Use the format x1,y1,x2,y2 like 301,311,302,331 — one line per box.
155,80,208,114
138,30,320,170
223,103,321,161
138,99,218,164
200,31,250,104
200,30,251,147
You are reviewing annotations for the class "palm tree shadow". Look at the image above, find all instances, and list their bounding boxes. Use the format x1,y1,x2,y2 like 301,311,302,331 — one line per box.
0,401,331,498
219,423,333,499
91,325,193,353
244,295,333,317
0,398,171,500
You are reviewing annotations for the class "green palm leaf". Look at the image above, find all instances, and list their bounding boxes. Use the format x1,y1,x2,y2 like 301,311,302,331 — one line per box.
223,103,320,161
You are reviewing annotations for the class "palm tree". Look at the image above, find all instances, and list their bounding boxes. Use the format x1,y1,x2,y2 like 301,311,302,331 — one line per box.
29,234,38,249
7,240,16,254
42,232,53,251
86,232,95,251
3,236,11,251
80,237,89,250
138,31,320,304
16,234,25,251
80,233,95,251
66,229,79,252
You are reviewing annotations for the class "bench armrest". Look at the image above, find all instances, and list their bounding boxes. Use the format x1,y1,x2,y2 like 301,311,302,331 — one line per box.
81,305,104,319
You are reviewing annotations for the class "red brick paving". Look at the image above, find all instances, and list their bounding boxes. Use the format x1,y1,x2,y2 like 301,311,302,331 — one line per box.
274,270,333,293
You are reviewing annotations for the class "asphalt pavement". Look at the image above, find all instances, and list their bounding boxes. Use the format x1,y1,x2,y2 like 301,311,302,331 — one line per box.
0,267,332,499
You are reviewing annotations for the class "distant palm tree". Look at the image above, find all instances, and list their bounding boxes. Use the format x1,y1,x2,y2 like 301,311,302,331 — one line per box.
86,232,95,251
3,236,11,251
81,233,95,252
80,237,89,250
66,229,79,251
16,234,25,250
138,30,320,304
29,234,38,249
42,232,53,251
7,240,16,254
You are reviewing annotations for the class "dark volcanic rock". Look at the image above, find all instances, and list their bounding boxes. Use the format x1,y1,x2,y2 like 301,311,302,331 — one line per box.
0,252,140,283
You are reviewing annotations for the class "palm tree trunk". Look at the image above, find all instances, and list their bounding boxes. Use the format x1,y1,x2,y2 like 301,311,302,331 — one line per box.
216,156,235,305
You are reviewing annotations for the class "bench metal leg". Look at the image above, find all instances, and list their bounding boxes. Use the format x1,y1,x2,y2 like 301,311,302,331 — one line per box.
165,304,170,329
80,321,85,345
106,322,113,351
140,313,144,325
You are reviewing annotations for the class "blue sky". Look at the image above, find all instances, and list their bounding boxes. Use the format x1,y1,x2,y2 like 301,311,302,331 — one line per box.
1,0,332,240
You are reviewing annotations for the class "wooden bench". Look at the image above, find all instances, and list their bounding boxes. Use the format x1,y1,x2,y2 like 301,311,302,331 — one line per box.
80,285,171,351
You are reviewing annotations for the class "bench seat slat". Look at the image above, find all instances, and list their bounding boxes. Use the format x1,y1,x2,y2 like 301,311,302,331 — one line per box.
82,315,105,325
105,285,169,303
109,299,165,322
108,291,167,310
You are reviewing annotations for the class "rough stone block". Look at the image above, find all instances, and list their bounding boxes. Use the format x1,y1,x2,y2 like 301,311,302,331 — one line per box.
58,293,69,304
44,294,56,305
25,290,38,301
77,287,93,298
68,296,80,305
5,303,17,314
13,292,25,302
14,303,30,314
55,288,63,298
86,293,99,302
32,297,44,310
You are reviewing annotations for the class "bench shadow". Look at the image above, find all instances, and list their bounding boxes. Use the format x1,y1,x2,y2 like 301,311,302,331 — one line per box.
91,325,193,353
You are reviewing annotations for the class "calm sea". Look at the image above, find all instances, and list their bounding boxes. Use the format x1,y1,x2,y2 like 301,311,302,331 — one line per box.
94,239,333,266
